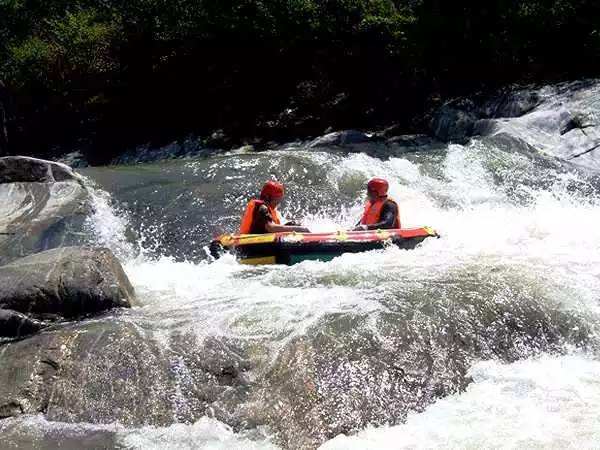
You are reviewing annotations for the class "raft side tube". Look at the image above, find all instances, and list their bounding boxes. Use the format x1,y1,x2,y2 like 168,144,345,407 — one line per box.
210,227,438,265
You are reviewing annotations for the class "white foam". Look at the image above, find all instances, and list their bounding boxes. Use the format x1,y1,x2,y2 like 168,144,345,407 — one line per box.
320,355,600,450
117,417,279,450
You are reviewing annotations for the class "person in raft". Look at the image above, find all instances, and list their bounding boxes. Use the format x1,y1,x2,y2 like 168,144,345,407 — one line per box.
353,178,401,231
239,181,310,234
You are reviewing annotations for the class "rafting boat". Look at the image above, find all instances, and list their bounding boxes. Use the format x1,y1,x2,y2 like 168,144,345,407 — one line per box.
209,227,439,265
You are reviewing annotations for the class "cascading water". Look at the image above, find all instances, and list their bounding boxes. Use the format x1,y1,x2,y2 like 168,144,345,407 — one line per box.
2,83,600,449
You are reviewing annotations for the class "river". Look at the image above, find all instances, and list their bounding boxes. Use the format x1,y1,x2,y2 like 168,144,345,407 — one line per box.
1,82,600,449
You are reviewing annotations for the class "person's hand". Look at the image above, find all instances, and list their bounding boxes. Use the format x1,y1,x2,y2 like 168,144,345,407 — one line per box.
353,224,368,231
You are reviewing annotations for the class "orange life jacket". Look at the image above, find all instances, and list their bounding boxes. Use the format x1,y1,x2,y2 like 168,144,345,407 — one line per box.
239,199,281,234
360,197,400,228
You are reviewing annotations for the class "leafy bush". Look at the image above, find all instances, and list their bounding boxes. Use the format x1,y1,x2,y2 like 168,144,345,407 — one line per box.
0,0,598,161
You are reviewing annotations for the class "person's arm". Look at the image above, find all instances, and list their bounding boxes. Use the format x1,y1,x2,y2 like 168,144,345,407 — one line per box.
257,205,309,233
265,222,309,233
354,202,398,230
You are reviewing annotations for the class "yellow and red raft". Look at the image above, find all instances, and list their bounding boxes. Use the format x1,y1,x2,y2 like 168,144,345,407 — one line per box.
209,227,439,265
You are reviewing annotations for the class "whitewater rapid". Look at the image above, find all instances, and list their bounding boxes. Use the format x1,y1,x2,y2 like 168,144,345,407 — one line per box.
57,136,600,448
5,80,600,448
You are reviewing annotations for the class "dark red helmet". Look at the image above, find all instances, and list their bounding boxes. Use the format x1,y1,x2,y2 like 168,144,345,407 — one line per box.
367,178,389,197
260,180,284,199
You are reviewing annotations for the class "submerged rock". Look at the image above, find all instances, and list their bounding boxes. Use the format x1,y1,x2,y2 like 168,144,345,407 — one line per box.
0,247,136,322
246,263,599,449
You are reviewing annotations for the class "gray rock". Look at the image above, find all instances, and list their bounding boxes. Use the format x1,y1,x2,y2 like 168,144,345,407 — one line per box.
247,265,598,449
250,313,471,449
0,320,253,428
386,133,440,148
473,118,500,136
55,151,89,168
0,246,136,320
0,169,90,265
309,130,372,148
0,309,46,338
0,156,81,184
559,111,594,136
430,100,478,143
481,81,600,170
486,89,541,118
0,320,172,424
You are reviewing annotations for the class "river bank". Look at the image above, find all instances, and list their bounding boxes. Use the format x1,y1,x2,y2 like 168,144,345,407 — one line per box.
2,1,599,163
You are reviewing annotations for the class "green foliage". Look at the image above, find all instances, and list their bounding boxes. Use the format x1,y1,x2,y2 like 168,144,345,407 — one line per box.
5,8,118,89
0,0,598,159
6,37,55,87
48,9,118,75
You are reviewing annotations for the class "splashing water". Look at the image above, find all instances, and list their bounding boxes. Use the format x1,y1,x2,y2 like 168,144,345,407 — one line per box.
6,83,600,448
320,355,600,449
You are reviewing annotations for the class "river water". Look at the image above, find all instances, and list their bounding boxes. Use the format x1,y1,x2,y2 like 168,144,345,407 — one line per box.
2,83,600,448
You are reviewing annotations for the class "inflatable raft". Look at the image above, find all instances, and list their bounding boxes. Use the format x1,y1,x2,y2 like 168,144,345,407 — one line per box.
209,227,439,265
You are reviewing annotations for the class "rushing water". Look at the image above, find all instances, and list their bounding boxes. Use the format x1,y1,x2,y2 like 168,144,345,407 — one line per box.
2,83,600,449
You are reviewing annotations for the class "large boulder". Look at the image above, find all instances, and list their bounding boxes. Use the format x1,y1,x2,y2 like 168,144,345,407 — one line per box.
485,87,541,118
0,309,46,338
0,247,136,325
0,156,81,184
429,99,479,143
0,156,90,264
246,264,598,449
0,320,254,429
0,320,172,422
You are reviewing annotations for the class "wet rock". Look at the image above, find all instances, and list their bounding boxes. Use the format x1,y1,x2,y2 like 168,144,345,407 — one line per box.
111,136,215,165
0,320,173,425
0,156,81,184
206,129,232,149
486,88,541,118
0,158,90,265
55,151,89,168
0,309,46,338
386,134,440,148
473,118,499,136
164,333,255,427
430,99,478,143
247,265,599,449
559,111,594,136
0,246,136,321
0,416,119,450
308,130,372,148
0,320,257,430
250,313,471,449
480,81,600,170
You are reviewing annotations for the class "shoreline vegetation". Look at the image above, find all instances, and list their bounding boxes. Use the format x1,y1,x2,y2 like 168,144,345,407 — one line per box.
1,0,599,164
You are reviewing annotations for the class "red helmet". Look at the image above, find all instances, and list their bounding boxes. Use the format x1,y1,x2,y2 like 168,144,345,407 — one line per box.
260,180,284,199
367,178,389,197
